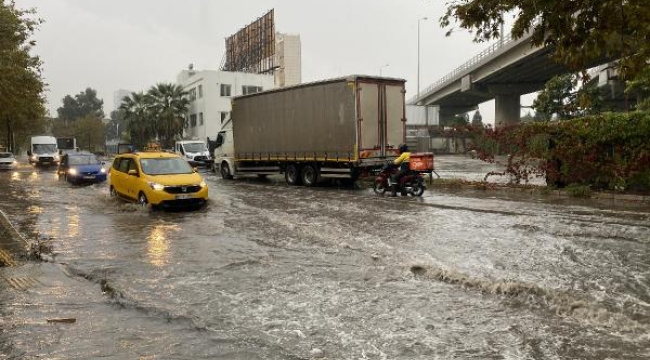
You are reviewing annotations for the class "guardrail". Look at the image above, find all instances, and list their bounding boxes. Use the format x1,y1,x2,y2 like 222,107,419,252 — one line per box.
409,31,532,105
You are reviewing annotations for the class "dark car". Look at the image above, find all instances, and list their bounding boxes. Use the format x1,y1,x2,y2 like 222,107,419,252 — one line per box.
57,152,107,184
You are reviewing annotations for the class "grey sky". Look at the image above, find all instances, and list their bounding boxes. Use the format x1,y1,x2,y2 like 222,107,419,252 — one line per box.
16,0,521,123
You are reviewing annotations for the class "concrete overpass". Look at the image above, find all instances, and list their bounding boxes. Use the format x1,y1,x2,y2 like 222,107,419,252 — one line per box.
410,32,611,126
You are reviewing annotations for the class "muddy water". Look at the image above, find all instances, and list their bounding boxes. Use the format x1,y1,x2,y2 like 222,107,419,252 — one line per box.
1,161,649,359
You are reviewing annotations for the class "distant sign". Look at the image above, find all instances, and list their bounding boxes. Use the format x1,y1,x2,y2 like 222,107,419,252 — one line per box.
222,9,276,74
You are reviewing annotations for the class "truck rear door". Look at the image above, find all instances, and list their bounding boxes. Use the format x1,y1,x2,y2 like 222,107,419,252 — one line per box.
357,80,405,159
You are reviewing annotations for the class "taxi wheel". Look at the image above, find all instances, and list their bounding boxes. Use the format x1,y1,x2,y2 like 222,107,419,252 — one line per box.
109,186,117,197
138,192,149,207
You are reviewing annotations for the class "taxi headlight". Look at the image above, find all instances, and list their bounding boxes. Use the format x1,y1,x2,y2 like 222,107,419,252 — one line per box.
148,182,165,191
200,180,207,188
68,168,77,175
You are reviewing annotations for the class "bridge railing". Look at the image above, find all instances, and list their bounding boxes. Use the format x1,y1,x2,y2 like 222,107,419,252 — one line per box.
410,32,523,104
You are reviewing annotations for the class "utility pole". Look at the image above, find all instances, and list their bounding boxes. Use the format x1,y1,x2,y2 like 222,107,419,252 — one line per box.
418,17,429,97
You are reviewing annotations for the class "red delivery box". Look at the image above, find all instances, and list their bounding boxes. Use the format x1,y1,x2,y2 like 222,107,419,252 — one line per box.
409,152,434,171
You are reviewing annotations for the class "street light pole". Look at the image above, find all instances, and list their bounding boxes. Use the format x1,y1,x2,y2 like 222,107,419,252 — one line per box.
417,17,428,98
379,64,389,76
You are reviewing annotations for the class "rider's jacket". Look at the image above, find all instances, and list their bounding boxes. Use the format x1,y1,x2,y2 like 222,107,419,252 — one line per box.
393,152,411,171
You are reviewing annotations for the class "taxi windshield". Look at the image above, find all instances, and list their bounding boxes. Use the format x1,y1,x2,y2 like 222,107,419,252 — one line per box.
139,158,193,175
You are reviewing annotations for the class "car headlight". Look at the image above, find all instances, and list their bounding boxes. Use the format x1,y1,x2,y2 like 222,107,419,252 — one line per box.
68,168,77,175
199,180,207,188
148,182,165,191
54,155,60,161
100,168,106,173
31,155,37,160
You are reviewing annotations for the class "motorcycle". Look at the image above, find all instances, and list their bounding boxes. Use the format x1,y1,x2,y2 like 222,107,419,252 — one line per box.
373,163,426,197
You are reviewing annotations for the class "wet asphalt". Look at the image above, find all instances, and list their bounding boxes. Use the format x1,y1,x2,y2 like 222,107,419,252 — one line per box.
1,155,649,359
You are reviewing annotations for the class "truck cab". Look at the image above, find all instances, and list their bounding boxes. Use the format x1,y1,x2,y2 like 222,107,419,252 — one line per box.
174,140,212,167
28,135,60,166
212,119,236,178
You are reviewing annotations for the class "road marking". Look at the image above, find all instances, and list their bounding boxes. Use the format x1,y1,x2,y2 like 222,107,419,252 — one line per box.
0,248,17,267
3,277,40,290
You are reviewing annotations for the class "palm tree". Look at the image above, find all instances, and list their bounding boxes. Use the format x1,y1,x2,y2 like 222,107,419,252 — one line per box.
148,83,189,149
119,91,154,149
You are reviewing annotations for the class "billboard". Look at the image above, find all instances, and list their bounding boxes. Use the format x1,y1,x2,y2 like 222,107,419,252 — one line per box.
222,9,276,74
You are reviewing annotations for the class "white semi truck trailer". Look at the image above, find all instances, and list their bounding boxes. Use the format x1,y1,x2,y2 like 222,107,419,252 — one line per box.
213,75,407,185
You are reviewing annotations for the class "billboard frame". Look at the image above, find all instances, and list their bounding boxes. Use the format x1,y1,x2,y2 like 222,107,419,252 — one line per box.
222,9,276,74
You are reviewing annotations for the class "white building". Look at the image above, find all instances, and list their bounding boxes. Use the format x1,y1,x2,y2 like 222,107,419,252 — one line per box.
275,33,301,87
113,89,132,111
176,69,275,141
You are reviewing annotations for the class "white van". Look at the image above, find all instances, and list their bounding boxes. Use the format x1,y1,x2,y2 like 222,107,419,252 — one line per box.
174,140,212,167
28,135,59,166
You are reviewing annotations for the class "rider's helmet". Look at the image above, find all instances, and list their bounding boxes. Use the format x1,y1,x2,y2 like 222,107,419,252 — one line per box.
399,144,409,153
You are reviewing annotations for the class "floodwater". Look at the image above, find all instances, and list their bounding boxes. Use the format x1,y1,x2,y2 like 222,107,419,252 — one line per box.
1,156,649,359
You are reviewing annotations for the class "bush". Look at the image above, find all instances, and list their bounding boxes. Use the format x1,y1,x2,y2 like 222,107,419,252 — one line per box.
469,112,650,193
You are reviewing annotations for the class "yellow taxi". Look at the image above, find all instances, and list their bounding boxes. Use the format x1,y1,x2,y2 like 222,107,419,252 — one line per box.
108,151,208,209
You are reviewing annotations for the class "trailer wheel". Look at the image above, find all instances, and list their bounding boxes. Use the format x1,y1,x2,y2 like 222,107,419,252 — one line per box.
285,164,302,185
301,165,319,187
220,162,233,180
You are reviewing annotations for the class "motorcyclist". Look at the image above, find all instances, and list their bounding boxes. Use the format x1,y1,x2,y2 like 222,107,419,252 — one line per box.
390,144,411,186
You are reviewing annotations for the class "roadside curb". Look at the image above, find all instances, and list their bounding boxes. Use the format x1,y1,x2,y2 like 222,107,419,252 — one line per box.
431,180,650,204
0,209,29,248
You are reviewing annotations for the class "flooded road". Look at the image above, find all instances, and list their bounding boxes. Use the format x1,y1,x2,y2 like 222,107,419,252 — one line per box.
1,157,650,359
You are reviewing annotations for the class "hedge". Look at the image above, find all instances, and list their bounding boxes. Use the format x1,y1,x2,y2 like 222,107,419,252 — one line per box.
470,112,650,193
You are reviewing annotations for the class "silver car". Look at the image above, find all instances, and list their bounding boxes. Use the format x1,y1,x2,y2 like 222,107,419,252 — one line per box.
0,152,17,170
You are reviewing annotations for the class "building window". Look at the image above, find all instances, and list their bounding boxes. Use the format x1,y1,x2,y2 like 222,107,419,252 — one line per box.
190,114,197,127
188,88,197,101
199,112,204,125
198,85,203,98
220,84,231,97
242,85,262,95
220,111,230,124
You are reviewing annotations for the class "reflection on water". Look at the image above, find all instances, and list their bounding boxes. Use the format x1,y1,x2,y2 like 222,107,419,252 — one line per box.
11,172,19,181
27,205,42,214
66,211,80,238
147,223,177,267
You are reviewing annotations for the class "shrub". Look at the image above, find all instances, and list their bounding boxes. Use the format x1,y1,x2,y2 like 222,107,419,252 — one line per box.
469,112,650,193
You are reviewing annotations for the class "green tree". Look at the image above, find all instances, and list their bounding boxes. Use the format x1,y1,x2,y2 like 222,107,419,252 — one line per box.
106,109,127,140
442,113,469,127
440,0,650,83
533,75,574,121
56,88,105,124
626,68,650,111
533,74,604,120
0,0,47,153
471,110,483,127
73,115,106,152
120,91,154,149
148,83,189,149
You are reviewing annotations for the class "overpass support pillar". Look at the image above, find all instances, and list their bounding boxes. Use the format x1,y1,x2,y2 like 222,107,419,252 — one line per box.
495,94,520,128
